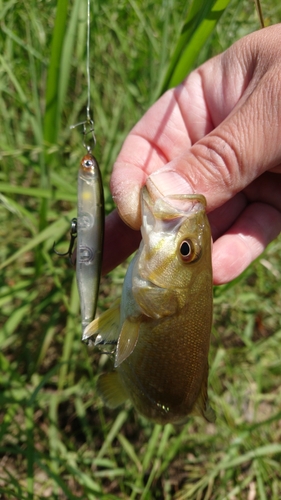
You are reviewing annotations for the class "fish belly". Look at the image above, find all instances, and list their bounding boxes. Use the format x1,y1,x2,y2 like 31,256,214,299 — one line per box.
118,294,213,424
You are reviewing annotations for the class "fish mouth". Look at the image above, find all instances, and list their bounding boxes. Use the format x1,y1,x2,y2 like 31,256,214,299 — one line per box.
143,175,206,217
140,179,206,245
135,177,210,293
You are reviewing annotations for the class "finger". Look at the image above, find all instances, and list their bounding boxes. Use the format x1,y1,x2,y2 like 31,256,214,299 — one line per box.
101,194,246,276
243,172,281,213
208,171,281,240
208,193,247,241
112,25,281,229
102,210,141,276
111,88,195,229
212,202,281,284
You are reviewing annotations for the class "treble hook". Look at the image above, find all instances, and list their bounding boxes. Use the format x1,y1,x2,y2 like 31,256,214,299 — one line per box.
53,218,77,259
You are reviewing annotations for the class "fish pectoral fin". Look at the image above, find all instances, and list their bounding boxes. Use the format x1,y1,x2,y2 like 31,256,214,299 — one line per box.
114,318,140,368
82,298,121,349
97,371,128,408
192,364,216,423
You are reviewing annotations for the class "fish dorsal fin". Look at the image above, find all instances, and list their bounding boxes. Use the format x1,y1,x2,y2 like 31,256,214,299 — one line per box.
97,372,128,408
114,317,140,368
82,299,121,349
192,364,216,423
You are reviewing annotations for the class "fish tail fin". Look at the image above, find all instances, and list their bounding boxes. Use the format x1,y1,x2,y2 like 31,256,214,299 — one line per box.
97,371,129,409
192,364,216,423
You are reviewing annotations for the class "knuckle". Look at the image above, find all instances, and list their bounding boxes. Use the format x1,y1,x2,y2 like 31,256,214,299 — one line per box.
192,132,242,194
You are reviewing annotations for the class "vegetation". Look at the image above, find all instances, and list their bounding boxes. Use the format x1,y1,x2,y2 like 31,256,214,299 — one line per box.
0,0,281,498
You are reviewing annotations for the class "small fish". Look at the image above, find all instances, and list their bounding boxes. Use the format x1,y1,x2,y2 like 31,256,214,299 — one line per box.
77,154,104,336
84,179,215,424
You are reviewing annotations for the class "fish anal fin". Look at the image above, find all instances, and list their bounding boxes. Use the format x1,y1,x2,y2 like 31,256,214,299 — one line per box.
82,298,121,344
115,317,140,368
192,364,216,423
97,372,128,409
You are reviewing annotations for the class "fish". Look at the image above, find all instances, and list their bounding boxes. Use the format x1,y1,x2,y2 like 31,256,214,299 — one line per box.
77,153,104,336
83,178,215,424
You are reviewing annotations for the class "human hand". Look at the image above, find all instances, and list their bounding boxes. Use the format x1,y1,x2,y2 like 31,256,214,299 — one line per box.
103,24,281,284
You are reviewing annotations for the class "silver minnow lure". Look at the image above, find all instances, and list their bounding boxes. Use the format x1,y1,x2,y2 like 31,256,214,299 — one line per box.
76,153,104,337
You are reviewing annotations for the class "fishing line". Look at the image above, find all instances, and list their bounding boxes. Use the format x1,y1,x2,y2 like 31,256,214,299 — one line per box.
86,0,91,123
70,0,96,152
54,0,104,337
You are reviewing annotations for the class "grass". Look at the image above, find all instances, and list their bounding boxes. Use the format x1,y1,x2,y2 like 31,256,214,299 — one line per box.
0,0,281,498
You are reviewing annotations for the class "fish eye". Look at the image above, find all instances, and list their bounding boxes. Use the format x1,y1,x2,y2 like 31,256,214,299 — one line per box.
179,239,200,263
179,239,192,260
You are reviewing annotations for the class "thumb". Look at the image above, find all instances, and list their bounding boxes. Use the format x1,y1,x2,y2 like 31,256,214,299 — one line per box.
112,25,281,229
150,81,281,214
109,26,281,281
148,86,281,282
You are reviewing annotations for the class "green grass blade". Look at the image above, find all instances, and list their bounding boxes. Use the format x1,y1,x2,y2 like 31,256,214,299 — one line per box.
97,411,128,459
43,0,69,146
0,54,28,105
160,0,232,93
141,424,162,471
25,405,34,500
0,182,76,202
39,0,69,242
58,0,81,120
128,0,159,53
1,1,281,498
1,22,45,62
219,444,281,470
0,193,37,227
0,298,37,349
58,275,79,390
117,433,142,471
0,208,76,270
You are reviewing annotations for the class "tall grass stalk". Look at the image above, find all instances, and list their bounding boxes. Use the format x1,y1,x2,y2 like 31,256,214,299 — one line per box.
160,0,232,92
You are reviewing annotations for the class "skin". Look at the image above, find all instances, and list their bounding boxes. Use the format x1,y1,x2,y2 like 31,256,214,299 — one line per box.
102,24,281,285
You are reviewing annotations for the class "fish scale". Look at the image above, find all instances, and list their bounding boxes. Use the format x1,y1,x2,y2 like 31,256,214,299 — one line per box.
84,182,215,424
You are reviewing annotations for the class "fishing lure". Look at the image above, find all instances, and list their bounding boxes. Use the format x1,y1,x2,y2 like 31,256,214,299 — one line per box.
53,149,104,336
54,0,104,336
77,152,104,336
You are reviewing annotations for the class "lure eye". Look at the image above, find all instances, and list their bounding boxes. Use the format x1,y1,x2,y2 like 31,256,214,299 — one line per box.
179,239,200,263
83,158,93,168
81,154,96,172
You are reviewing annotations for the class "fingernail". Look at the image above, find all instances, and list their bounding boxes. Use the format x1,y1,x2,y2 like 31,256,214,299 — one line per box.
147,167,194,197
